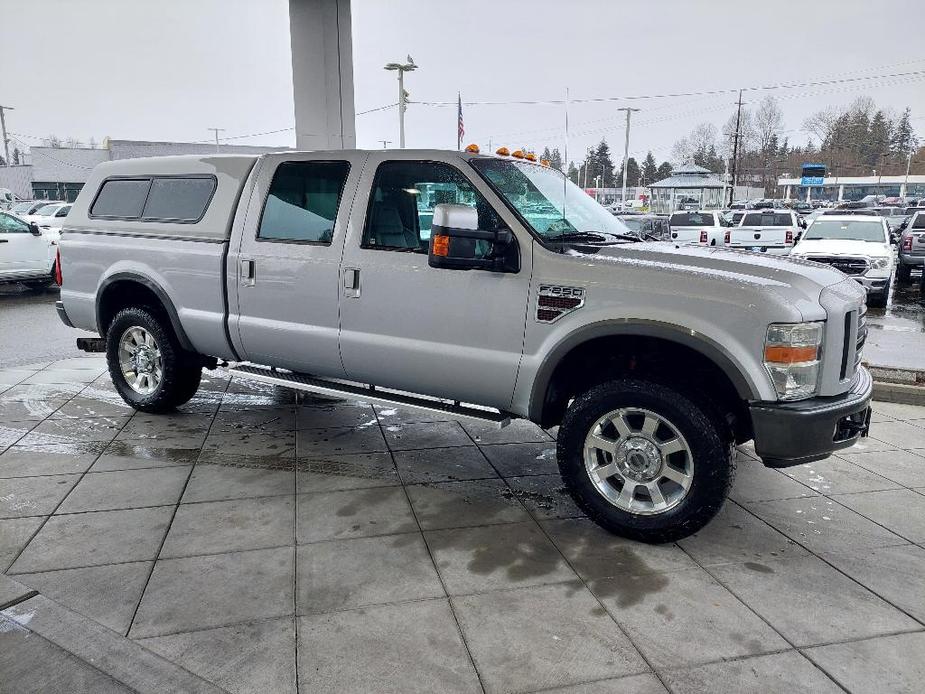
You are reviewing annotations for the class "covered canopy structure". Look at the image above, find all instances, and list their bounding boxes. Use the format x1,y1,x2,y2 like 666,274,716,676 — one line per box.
648,164,726,214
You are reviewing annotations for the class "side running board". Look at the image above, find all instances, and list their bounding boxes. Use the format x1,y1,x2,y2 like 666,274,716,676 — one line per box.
226,363,512,428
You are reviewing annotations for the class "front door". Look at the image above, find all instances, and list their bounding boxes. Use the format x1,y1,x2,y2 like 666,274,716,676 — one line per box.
231,152,367,377
0,213,46,277
338,156,532,410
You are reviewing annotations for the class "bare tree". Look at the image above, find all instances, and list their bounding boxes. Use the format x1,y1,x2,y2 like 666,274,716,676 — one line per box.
720,109,756,158
64,137,81,148
44,134,62,148
802,106,841,144
753,96,784,153
88,136,98,149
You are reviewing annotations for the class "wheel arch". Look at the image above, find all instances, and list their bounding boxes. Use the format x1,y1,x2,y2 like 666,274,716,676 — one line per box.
96,272,194,351
528,321,760,432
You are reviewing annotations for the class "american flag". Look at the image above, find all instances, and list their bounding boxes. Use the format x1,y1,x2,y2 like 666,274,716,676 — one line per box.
457,93,464,150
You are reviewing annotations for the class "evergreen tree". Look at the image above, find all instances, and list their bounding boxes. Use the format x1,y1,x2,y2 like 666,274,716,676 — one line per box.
567,161,580,185
619,157,641,187
865,111,891,166
641,151,658,186
11,148,20,165
541,146,552,163
892,108,918,155
549,147,564,171
656,161,673,180
594,139,616,188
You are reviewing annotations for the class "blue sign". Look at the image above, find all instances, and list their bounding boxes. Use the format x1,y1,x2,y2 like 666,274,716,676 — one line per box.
801,163,826,186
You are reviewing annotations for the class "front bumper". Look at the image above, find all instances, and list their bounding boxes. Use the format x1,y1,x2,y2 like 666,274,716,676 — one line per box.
55,300,75,328
854,274,891,293
749,365,873,468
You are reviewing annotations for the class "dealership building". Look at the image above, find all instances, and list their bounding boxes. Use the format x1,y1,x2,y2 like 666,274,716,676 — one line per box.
0,138,286,202
778,174,925,202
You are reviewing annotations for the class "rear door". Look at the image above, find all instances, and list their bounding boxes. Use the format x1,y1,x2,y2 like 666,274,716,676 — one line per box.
0,212,46,277
231,152,367,376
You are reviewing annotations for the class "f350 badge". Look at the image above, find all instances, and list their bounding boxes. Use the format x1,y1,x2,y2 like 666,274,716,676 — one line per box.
536,285,585,323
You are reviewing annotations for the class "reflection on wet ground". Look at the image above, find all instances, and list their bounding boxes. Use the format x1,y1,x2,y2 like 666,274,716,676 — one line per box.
866,280,925,370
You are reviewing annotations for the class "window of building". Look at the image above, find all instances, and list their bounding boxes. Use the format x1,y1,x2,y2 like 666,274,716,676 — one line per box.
363,161,501,251
257,161,351,243
142,177,216,222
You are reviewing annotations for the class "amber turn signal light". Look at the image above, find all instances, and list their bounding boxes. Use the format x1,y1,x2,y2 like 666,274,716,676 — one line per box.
432,234,450,257
763,345,819,364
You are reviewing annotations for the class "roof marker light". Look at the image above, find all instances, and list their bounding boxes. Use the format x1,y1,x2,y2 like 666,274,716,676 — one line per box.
496,146,510,156
465,143,480,153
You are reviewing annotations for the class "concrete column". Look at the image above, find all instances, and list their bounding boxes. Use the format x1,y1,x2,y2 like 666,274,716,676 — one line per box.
289,0,356,150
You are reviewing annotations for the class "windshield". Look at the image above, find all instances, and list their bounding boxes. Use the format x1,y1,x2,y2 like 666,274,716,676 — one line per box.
804,219,886,242
11,202,33,213
741,212,792,226
34,204,60,216
469,158,630,239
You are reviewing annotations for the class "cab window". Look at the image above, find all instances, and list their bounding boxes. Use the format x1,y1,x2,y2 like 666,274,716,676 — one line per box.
363,161,502,252
258,161,351,244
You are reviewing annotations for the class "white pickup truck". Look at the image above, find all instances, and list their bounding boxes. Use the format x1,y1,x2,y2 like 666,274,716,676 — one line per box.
726,209,803,255
55,149,872,542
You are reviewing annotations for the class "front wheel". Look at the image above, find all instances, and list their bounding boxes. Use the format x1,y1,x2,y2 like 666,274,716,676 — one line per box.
557,378,734,543
896,264,912,284
106,306,202,413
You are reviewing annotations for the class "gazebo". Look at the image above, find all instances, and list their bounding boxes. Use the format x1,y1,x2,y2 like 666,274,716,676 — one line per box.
648,163,726,214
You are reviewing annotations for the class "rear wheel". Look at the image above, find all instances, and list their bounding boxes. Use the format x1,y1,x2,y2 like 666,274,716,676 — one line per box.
896,263,912,284
106,307,202,413
557,378,734,543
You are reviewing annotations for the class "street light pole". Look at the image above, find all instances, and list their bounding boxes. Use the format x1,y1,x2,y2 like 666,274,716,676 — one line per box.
904,150,914,199
384,57,417,148
0,104,13,166
617,107,640,209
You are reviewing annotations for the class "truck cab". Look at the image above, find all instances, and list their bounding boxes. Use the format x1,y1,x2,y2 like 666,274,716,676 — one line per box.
56,149,872,543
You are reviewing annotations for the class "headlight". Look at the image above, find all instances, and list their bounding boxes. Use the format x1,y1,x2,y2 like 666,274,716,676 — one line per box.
869,257,891,270
764,322,823,401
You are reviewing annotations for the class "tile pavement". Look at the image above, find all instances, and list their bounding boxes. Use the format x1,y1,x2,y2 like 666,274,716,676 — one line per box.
1,356,925,693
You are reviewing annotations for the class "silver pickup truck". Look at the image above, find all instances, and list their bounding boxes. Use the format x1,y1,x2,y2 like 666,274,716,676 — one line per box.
56,149,872,542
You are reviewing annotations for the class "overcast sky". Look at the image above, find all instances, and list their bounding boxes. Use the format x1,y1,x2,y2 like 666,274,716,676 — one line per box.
2,0,924,165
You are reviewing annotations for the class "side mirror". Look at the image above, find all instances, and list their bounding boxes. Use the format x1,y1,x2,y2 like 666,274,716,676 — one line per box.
428,204,517,272
28,222,41,236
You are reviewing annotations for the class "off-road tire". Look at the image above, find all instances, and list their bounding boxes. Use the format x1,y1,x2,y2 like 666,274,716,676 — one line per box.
867,283,889,309
896,263,912,284
106,306,202,413
557,378,735,543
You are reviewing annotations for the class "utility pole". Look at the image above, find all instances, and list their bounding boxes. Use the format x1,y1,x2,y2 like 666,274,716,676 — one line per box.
729,89,744,206
379,140,392,149
903,150,914,198
617,107,640,209
207,128,225,153
384,57,417,148
0,104,13,166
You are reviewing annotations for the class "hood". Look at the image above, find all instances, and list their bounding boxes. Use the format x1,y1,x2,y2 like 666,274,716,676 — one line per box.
568,242,847,318
792,238,891,258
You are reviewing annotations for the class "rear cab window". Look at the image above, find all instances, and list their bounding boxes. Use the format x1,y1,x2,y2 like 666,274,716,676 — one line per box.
741,212,793,226
257,161,351,244
669,212,715,227
90,176,217,222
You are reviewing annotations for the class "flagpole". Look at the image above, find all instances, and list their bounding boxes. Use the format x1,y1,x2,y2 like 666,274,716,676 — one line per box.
457,92,462,151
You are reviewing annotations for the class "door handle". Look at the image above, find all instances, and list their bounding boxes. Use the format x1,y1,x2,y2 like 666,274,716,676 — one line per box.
343,267,360,298
241,258,256,287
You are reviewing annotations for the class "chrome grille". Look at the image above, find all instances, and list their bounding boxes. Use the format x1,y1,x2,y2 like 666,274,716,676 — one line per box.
806,255,869,276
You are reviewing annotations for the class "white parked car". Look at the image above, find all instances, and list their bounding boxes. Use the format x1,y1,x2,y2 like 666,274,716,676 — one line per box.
790,215,894,308
667,210,727,246
22,202,71,227
9,201,53,218
0,211,59,289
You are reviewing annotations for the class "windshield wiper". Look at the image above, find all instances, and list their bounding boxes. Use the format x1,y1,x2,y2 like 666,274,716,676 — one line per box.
547,231,610,243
